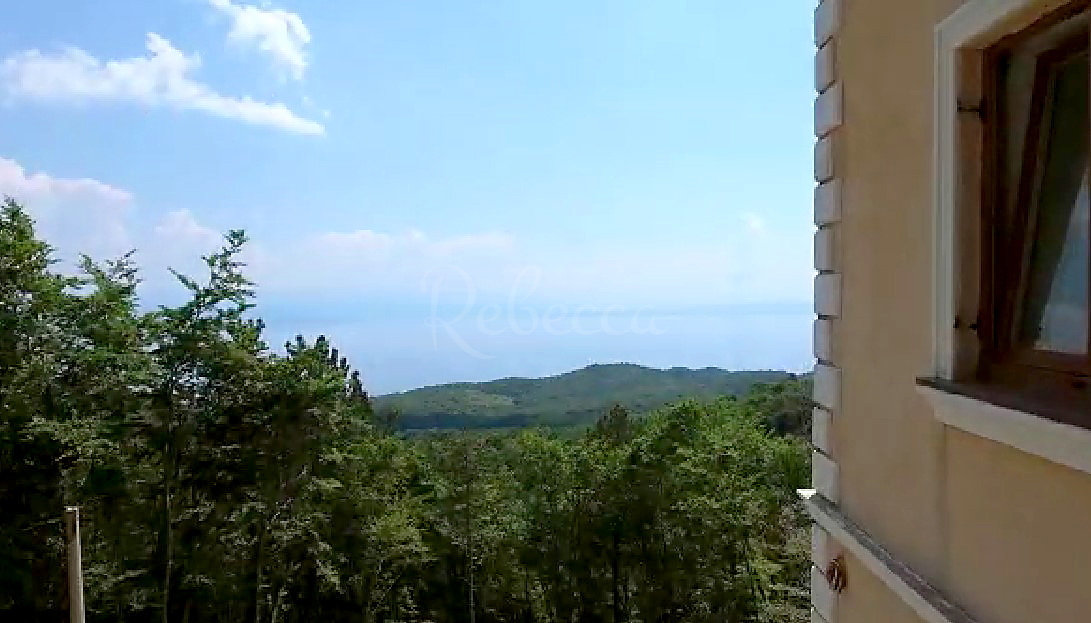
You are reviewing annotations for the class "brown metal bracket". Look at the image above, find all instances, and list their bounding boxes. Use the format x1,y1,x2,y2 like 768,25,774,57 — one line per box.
825,555,847,593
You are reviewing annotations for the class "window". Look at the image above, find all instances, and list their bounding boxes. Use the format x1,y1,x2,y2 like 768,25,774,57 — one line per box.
977,6,1091,419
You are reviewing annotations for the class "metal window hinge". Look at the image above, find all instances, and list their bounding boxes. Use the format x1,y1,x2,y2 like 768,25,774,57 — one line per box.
953,315,980,331
957,99,985,118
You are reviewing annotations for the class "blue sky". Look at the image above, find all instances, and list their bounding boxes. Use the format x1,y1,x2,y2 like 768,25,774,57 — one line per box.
0,0,816,393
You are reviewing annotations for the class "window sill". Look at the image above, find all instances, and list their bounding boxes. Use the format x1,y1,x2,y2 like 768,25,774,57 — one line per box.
798,490,978,623
916,378,1091,476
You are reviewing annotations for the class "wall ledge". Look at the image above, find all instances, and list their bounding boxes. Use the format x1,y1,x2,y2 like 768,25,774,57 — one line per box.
797,490,978,623
916,383,1091,476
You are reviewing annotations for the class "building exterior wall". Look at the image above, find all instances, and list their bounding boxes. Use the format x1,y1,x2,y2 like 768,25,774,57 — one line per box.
837,551,926,623
811,0,1091,622
945,429,1091,623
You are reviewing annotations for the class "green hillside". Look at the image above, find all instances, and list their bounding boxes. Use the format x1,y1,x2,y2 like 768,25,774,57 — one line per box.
375,363,799,430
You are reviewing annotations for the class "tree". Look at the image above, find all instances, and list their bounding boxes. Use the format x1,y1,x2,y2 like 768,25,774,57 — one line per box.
0,198,77,619
0,196,811,623
595,403,633,444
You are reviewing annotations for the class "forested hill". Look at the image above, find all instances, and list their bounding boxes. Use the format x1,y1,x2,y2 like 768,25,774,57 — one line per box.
375,363,798,430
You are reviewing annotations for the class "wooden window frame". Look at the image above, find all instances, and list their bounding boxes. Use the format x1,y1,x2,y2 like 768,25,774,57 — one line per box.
977,4,1091,423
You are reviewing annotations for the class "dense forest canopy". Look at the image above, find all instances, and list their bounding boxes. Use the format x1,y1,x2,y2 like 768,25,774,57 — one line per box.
0,198,812,622
375,364,801,432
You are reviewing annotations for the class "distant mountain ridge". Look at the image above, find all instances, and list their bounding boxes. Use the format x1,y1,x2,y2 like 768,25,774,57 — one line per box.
374,363,799,431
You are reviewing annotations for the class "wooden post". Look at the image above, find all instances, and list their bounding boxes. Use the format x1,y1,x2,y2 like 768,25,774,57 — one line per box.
65,506,86,623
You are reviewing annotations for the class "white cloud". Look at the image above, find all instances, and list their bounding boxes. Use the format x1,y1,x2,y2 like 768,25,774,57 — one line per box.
0,156,133,260
144,209,237,291
208,0,310,81
0,157,810,310
0,156,132,205
132,208,812,309
0,33,323,135
256,228,516,296
742,212,766,235
154,209,221,246
233,220,811,308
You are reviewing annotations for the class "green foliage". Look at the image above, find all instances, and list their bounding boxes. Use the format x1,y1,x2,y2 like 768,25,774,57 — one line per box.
377,363,799,431
741,378,814,439
0,198,811,622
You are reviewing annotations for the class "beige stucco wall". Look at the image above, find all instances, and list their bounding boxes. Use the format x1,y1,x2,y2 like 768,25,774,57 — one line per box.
831,0,1091,622
836,0,959,584
837,551,925,623
945,429,1091,623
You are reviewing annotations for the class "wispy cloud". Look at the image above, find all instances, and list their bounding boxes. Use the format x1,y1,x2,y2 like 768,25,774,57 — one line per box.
208,0,310,81
0,33,323,135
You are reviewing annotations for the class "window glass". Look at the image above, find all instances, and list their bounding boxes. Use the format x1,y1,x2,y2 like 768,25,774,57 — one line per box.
1019,54,1089,355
